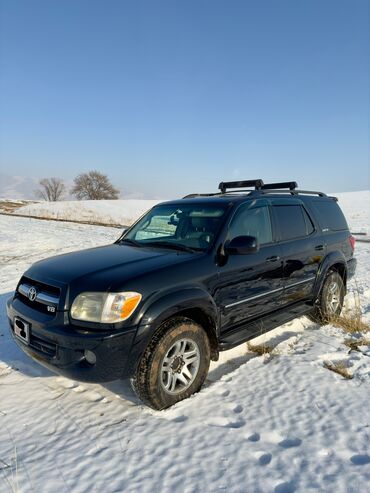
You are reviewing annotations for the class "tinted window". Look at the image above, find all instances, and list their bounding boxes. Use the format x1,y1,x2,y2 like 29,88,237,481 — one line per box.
124,204,227,251
273,205,308,240
302,207,315,235
311,200,348,231
229,205,272,245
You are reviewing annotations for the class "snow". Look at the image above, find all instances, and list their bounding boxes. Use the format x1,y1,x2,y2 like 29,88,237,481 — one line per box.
0,192,369,492
13,199,161,226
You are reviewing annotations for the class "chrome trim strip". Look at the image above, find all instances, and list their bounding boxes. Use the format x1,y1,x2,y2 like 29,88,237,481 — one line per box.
224,276,316,309
225,286,284,308
18,283,59,305
36,292,59,305
18,283,31,297
285,276,316,289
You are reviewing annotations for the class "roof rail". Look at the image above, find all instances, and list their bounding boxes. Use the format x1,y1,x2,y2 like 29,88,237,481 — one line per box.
262,181,297,190
252,189,327,197
218,179,264,193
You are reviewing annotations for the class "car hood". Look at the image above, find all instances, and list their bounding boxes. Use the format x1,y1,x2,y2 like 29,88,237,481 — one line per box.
25,243,194,290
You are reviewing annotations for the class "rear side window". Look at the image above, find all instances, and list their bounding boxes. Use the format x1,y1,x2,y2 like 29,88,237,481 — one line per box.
273,205,312,240
310,200,348,231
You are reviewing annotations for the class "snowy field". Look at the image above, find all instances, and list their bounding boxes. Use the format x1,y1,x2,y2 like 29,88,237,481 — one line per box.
0,192,369,492
10,199,161,226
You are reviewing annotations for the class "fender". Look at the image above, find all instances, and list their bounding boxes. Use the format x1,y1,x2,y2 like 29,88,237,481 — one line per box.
125,287,219,375
313,251,347,300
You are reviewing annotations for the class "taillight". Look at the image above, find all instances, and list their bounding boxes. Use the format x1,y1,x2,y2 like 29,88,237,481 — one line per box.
349,235,356,251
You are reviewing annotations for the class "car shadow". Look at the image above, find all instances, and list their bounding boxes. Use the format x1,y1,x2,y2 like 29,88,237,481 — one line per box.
206,327,302,384
103,379,142,406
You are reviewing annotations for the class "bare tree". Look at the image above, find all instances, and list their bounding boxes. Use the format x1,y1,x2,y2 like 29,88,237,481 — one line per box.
36,177,66,201
71,170,120,200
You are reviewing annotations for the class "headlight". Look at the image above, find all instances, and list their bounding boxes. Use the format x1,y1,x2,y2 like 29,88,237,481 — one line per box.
70,292,142,323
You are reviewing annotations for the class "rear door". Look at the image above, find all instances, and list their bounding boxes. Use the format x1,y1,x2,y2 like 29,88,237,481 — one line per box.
271,199,325,306
215,199,284,334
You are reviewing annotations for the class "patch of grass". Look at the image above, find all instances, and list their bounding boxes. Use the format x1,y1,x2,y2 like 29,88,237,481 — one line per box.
344,338,370,352
330,286,369,334
331,312,369,334
247,342,276,356
323,361,353,379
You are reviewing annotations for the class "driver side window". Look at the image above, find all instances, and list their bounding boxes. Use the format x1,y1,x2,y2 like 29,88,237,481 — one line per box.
229,205,273,245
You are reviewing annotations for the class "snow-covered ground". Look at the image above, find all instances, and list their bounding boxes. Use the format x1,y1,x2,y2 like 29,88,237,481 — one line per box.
333,191,370,235
0,192,369,492
12,199,161,226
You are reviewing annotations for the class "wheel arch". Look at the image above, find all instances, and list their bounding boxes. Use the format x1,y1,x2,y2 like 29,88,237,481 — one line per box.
127,288,219,376
328,262,347,287
314,252,348,299
168,307,219,361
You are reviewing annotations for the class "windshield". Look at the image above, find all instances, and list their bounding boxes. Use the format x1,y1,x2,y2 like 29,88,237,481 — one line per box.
121,203,228,252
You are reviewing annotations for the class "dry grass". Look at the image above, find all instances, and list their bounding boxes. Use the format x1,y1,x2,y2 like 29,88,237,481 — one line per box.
247,341,276,356
323,361,353,379
331,312,370,334
344,338,370,352
330,286,369,334
0,200,30,213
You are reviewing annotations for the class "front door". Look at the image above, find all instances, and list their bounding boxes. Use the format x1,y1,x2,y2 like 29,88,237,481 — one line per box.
215,200,284,334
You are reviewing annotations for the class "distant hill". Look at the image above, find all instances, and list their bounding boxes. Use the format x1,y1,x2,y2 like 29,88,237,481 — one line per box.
0,173,40,199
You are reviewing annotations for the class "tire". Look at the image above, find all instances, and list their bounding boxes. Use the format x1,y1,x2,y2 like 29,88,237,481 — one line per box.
131,317,211,410
308,271,345,324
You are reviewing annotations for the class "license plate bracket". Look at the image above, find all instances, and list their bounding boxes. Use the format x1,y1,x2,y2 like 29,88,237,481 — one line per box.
14,317,30,345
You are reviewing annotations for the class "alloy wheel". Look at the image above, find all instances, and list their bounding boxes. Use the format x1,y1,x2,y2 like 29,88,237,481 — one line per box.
160,338,200,395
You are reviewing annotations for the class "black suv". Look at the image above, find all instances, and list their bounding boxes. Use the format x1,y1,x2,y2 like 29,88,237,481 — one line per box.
7,180,356,409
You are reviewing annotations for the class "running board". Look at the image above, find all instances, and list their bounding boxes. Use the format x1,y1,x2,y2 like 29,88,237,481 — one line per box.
218,302,312,351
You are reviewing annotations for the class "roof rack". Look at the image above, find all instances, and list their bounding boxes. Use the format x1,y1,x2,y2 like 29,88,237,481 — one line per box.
218,180,264,193
262,181,297,190
182,179,327,199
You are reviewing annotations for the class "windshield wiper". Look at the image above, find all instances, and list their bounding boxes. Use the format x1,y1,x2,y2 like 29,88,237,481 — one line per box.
142,241,199,253
119,238,142,247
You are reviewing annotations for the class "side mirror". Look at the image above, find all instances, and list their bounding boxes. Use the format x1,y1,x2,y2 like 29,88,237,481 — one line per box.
224,235,259,255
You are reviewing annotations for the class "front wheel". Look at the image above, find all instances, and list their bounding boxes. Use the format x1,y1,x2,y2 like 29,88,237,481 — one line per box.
131,317,211,410
308,271,345,324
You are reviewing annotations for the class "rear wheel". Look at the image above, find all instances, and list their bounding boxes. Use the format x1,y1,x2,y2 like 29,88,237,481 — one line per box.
131,317,211,410
308,271,345,324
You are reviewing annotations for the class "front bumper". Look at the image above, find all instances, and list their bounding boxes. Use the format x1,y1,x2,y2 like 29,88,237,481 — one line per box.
6,297,138,382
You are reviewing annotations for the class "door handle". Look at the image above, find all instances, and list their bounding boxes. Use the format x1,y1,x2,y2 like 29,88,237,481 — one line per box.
266,255,280,262
315,245,324,251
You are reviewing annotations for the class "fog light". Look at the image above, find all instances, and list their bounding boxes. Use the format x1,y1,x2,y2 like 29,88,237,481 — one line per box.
84,350,97,365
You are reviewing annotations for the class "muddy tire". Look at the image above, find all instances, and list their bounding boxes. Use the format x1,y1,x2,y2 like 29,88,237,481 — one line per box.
308,271,345,324
131,317,211,410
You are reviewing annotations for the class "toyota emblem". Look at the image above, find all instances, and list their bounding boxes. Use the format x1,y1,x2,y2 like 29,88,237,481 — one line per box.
28,286,37,301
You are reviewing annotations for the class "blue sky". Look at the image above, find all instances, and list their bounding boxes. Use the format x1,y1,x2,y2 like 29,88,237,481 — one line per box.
0,0,368,198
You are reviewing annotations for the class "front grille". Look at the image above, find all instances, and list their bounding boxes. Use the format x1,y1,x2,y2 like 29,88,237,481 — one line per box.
17,276,61,315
